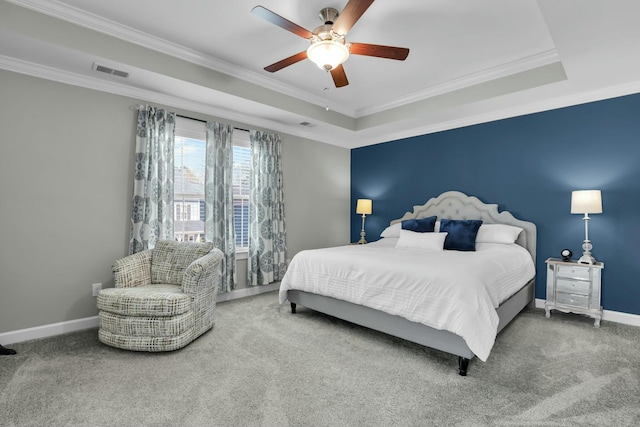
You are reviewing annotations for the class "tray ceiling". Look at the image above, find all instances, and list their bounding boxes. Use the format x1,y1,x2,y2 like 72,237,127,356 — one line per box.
1,0,639,148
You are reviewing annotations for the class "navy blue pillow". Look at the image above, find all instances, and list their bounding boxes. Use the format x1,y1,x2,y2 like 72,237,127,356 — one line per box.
439,219,483,251
401,216,437,233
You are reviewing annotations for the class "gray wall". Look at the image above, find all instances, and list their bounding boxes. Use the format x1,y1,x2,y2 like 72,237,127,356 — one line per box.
0,69,350,334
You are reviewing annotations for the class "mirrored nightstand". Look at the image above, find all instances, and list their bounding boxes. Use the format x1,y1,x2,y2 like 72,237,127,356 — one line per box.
545,258,604,327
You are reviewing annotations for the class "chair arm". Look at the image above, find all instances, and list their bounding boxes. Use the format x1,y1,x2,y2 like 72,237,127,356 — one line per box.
182,248,224,296
112,249,152,288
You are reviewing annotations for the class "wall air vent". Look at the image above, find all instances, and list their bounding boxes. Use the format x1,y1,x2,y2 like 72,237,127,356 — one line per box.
92,63,130,78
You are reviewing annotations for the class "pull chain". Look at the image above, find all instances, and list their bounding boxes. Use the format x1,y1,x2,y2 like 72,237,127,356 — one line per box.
324,70,331,111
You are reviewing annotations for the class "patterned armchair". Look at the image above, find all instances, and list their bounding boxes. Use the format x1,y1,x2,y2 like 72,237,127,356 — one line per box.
97,240,223,352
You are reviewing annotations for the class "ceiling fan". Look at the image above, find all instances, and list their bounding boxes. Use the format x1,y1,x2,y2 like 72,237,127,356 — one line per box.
251,0,410,88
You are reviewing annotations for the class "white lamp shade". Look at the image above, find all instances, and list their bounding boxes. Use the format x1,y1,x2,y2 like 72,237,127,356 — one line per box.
307,40,349,71
356,199,372,215
571,190,602,214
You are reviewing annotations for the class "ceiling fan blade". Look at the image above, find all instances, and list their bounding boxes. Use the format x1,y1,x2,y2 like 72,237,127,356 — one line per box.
332,0,375,36
251,5,314,39
349,42,409,60
330,65,349,87
264,51,308,73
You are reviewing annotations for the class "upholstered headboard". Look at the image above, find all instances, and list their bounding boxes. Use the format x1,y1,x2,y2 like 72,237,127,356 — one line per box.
390,191,537,262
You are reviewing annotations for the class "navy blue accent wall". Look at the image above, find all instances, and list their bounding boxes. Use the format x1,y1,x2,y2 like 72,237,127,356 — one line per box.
351,93,640,315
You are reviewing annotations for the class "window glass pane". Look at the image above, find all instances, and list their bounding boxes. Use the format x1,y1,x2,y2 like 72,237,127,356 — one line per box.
233,144,251,249
173,119,251,250
174,136,206,242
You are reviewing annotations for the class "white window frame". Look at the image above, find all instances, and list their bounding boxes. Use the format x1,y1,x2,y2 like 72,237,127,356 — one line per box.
173,117,250,258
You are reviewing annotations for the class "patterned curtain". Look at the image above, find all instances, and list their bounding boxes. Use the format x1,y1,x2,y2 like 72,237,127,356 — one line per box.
204,122,236,293
129,106,175,254
248,130,287,286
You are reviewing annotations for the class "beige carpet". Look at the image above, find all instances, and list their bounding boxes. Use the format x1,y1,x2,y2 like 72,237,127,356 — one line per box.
1,291,639,426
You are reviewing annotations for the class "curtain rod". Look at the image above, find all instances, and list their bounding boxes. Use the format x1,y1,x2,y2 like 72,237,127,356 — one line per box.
175,114,249,133
131,106,249,133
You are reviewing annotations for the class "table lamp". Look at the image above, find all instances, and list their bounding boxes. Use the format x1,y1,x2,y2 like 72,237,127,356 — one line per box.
570,190,602,264
356,199,372,244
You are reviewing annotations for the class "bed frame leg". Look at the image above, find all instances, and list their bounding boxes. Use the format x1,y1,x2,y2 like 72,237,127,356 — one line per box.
458,357,469,376
0,344,17,355
290,302,296,314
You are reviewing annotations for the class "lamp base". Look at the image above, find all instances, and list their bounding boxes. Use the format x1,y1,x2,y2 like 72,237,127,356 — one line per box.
358,230,367,244
578,254,597,265
358,214,367,244
579,237,596,264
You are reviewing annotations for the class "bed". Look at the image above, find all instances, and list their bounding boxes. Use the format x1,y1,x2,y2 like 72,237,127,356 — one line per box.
279,191,536,375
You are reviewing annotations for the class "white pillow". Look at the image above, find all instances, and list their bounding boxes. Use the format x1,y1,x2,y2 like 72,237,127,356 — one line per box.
396,230,448,251
380,222,402,238
475,224,523,244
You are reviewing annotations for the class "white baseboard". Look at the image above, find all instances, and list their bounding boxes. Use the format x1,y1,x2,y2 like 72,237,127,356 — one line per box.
4,291,636,346
0,316,99,345
534,298,640,327
0,284,281,345
216,282,280,302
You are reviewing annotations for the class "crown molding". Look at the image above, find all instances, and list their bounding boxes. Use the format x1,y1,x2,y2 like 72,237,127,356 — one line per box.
5,0,355,116
3,53,640,149
4,0,570,122
355,49,562,118
0,54,330,145
355,79,640,148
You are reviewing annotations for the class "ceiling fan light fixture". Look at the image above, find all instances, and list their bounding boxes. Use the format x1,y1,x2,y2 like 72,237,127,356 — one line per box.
252,2,410,87
306,40,349,71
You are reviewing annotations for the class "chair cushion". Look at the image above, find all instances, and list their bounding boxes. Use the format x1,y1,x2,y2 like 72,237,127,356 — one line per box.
151,240,214,285
98,329,195,352
97,284,191,316
99,310,194,337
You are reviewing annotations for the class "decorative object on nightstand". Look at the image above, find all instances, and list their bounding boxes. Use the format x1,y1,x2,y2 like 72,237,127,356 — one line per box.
560,248,573,262
571,190,602,265
356,198,372,244
545,258,604,327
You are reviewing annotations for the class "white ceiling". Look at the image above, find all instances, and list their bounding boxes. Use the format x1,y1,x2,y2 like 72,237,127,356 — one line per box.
2,0,640,148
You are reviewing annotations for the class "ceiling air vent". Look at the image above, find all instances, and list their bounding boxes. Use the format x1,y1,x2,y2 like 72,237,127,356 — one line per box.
93,63,130,79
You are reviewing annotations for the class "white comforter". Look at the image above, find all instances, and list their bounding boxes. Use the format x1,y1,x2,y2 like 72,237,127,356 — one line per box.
279,238,535,361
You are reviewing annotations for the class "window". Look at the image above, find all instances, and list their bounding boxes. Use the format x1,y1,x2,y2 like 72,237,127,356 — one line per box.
233,132,251,249
173,117,250,252
175,201,200,221
174,129,206,243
